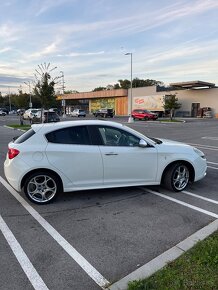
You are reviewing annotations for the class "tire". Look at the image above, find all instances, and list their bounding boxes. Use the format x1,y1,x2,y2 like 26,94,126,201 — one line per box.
23,171,61,204
163,163,190,192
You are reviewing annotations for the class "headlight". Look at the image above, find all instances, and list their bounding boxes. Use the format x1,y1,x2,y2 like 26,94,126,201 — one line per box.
193,147,205,159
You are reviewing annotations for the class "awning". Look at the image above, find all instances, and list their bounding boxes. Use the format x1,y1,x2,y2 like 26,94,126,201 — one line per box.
169,81,215,89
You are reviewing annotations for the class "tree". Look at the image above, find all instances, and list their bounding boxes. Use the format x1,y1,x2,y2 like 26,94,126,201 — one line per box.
164,94,181,120
92,86,107,92
33,63,59,109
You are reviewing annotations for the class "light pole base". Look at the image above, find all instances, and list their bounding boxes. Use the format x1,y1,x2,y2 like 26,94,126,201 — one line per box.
128,116,134,123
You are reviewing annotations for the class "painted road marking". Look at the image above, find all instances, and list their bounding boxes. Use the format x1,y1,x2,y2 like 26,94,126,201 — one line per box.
207,166,218,170
0,176,110,289
144,189,218,219
0,215,49,290
182,191,218,204
202,137,218,141
207,161,218,165
188,143,218,151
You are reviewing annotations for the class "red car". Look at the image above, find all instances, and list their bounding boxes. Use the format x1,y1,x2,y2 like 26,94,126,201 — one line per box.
131,109,158,120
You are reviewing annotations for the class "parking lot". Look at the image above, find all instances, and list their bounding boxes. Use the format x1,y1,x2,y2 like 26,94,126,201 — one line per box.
0,115,218,290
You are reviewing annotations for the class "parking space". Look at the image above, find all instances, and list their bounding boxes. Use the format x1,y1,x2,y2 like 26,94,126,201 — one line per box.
0,118,218,289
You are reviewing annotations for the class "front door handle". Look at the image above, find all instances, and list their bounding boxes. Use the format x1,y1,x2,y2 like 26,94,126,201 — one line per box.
105,153,118,156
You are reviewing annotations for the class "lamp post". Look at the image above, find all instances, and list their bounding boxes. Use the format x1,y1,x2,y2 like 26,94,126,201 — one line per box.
24,81,32,108
125,52,133,123
8,87,12,113
60,71,66,117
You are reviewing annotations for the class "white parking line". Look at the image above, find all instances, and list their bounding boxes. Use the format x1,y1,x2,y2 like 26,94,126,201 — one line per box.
0,176,110,289
207,161,218,165
182,191,218,204
0,215,49,290
188,143,218,151
207,166,218,170
144,189,218,218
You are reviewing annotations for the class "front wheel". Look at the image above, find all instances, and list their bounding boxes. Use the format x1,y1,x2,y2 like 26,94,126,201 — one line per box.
163,163,190,192
23,171,61,204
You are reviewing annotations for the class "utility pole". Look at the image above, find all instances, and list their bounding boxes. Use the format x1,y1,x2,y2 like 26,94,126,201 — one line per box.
60,71,66,117
24,81,32,108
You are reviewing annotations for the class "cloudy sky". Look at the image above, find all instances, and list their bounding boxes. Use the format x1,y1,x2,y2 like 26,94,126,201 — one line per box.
1,0,218,94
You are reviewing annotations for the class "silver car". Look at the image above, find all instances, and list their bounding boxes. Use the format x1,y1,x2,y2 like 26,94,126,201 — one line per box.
71,109,86,117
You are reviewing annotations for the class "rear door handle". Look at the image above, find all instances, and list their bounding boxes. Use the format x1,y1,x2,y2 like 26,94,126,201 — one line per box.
105,153,118,156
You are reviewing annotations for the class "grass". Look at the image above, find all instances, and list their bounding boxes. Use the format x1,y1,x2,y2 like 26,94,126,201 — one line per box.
8,124,31,131
128,231,218,290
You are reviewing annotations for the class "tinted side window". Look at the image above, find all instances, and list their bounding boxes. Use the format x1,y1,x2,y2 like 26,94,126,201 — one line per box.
14,129,35,144
46,126,90,145
98,126,140,147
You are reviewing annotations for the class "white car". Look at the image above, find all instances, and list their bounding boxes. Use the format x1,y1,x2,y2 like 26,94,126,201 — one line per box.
4,120,207,204
70,109,86,117
23,108,40,120
0,110,6,116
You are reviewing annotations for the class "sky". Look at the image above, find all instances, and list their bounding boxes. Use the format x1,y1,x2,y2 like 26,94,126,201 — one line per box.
1,0,218,95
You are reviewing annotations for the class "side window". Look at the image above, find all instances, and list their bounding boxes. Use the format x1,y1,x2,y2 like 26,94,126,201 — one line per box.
46,126,90,145
98,126,140,147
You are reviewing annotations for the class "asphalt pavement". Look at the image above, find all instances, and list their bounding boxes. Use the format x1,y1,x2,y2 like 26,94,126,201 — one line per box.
0,115,217,290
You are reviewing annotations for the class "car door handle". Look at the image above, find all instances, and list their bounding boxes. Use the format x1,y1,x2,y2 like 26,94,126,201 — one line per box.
105,153,118,156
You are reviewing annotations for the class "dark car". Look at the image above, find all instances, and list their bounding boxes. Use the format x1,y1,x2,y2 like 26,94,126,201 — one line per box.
93,108,114,118
131,109,158,120
32,111,60,124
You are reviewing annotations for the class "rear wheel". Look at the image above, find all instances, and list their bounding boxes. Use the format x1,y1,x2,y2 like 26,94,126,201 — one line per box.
23,171,61,204
163,163,190,192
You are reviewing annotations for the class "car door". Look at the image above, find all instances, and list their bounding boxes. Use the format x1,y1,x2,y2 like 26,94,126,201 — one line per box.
45,125,103,189
95,125,158,186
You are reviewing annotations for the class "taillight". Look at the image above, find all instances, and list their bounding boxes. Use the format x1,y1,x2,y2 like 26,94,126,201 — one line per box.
8,148,20,159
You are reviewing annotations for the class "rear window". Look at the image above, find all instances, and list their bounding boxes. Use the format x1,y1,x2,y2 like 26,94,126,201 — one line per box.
14,129,35,144
46,126,90,145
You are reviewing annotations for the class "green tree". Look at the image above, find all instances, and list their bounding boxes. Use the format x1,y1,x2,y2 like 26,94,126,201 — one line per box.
33,63,58,109
164,94,181,120
92,86,107,92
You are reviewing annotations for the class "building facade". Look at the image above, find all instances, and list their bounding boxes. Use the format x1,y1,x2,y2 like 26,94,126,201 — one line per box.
58,81,218,118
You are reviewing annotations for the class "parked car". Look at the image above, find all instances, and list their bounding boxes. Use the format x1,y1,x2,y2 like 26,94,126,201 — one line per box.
23,109,41,120
93,108,114,118
131,109,158,120
0,108,9,114
17,109,25,116
32,110,60,123
4,120,207,204
70,109,86,117
0,110,6,116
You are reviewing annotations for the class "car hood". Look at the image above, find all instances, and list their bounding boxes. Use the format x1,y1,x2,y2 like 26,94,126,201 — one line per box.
153,137,195,153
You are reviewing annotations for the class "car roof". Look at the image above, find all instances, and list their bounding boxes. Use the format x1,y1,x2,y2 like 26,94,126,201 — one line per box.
31,120,124,133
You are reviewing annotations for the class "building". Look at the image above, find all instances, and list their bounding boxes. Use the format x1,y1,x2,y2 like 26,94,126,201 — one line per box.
57,89,128,115
58,81,218,118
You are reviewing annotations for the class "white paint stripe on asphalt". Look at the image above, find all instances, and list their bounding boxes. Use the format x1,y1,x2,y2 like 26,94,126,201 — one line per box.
207,161,218,165
0,215,49,290
188,143,218,149
0,176,110,289
144,189,218,219
207,166,218,170
182,191,218,204
194,146,218,151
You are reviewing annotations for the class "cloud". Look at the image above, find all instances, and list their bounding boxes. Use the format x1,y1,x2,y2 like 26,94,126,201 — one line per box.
35,0,75,16
57,51,105,57
29,41,59,58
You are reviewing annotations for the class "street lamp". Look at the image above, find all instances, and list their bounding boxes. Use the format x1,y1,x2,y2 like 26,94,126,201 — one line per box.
8,87,12,112
24,81,32,108
125,52,134,123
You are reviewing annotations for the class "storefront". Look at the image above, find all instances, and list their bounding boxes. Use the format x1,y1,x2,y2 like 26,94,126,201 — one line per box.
57,89,128,115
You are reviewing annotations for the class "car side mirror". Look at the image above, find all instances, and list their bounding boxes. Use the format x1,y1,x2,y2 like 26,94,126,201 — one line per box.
139,139,148,148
